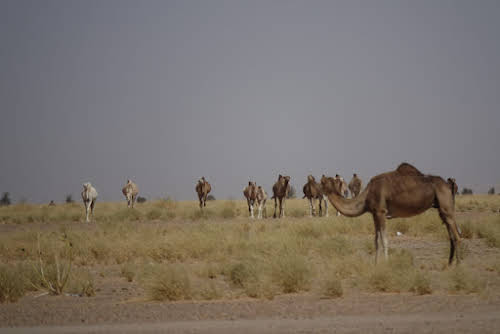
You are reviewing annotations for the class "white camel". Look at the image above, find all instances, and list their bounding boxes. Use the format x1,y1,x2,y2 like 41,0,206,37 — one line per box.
122,179,139,208
81,182,98,222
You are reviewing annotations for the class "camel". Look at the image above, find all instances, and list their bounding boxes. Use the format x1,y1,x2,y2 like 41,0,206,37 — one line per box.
335,174,349,198
122,179,139,208
256,186,268,219
320,163,461,265
348,173,363,198
243,181,258,218
81,182,98,223
195,177,212,209
272,174,291,218
302,175,328,217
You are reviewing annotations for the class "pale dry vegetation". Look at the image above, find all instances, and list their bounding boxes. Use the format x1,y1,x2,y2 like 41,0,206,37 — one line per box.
0,196,499,303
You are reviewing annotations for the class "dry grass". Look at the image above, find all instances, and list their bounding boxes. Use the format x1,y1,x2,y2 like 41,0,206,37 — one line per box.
0,196,499,303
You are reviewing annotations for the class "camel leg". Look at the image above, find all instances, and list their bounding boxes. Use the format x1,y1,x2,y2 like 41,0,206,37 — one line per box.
257,201,262,219
263,200,267,219
439,211,461,265
308,198,314,217
250,200,255,219
323,196,329,217
84,201,90,223
273,197,278,218
281,197,286,218
89,200,96,222
373,212,388,263
318,197,322,217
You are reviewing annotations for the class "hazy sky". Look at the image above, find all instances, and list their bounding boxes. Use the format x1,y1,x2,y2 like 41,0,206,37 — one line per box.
1,0,499,203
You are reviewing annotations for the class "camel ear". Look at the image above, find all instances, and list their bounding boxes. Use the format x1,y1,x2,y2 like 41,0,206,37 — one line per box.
248,181,252,186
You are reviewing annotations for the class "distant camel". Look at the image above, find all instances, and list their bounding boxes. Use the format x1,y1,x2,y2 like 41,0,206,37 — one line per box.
321,163,461,265
335,174,349,198
81,182,98,223
48,200,56,207
122,179,139,208
348,173,362,198
243,181,258,218
272,175,291,218
302,175,328,217
256,186,268,219
195,177,212,209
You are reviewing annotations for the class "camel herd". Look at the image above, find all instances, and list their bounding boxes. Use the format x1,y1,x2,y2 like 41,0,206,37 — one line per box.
78,163,461,264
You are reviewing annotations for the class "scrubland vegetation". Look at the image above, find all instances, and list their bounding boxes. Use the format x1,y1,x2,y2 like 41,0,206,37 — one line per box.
0,196,499,304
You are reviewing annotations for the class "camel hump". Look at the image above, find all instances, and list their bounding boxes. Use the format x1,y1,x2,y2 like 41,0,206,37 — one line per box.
396,163,423,176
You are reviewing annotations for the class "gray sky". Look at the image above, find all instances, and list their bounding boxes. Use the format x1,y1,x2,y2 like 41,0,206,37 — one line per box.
1,0,499,203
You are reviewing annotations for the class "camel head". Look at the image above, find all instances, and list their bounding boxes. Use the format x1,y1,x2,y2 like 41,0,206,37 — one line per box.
83,182,91,191
320,175,342,196
353,173,357,178
248,181,257,192
282,175,291,185
127,179,132,184
307,175,315,183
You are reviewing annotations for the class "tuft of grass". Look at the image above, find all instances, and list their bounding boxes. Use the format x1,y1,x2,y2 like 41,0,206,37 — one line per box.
147,264,192,301
459,221,475,239
318,235,353,258
448,266,483,293
0,264,27,303
320,274,343,298
112,208,143,222
271,251,311,293
121,263,136,282
391,219,410,234
289,208,306,218
411,271,432,295
220,202,236,219
146,209,162,220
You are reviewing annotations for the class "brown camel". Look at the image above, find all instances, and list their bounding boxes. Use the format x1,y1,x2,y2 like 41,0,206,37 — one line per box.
272,174,291,218
320,163,461,265
122,179,139,208
348,173,363,198
302,175,328,217
195,177,212,209
256,186,268,219
243,181,258,218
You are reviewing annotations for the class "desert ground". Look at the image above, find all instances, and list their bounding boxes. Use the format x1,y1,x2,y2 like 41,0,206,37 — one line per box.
1,195,500,333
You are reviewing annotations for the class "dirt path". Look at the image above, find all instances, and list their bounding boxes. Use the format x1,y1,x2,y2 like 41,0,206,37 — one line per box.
2,293,500,333
3,311,500,334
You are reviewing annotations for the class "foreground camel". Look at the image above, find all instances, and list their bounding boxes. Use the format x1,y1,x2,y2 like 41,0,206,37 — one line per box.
122,179,139,208
272,175,291,218
256,186,268,219
348,173,363,198
321,163,461,265
302,175,328,217
195,177,212,209
81,182,98,223
243,181,258,219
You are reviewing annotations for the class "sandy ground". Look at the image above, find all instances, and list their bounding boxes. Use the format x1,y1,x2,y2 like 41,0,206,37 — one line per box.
1,293,500,333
